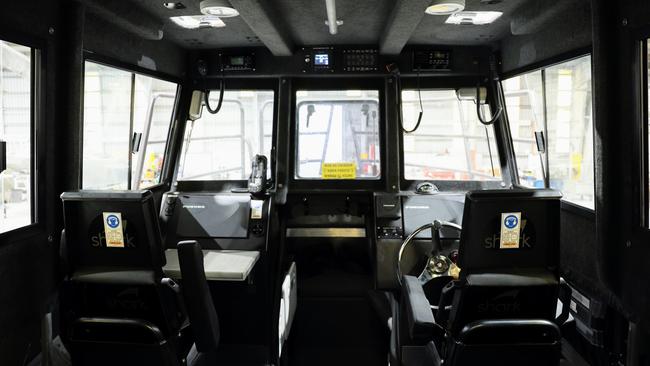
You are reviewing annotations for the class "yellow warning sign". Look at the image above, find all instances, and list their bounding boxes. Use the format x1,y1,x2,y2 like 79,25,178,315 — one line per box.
500,212,521,249
322,163,356,179
103,212,125,248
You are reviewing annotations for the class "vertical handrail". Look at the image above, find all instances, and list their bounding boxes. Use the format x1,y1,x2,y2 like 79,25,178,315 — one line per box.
259,100,274,153
456,99,475,180
132,92,176,190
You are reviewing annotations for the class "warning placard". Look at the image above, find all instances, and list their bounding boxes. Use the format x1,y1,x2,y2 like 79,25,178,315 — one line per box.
322,163,356,179
500,212,521,249
103,212,125,248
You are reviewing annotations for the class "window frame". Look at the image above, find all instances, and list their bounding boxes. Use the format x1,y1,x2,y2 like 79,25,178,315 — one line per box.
289,77,386,191
174,78,280,192
639,35,649,229
398,76,507,192
81,53,182,191
501,51,596,213
0,33,43,238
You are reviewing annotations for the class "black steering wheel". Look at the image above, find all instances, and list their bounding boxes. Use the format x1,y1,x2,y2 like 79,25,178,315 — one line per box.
397,220,462,286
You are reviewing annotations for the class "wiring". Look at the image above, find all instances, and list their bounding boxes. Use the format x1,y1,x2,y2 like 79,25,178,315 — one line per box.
204,78,225,114
204,54,226,115
475,84,504,125
392,64,424,134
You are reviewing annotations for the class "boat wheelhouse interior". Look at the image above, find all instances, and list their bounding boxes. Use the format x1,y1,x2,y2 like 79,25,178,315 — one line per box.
1,0,650,365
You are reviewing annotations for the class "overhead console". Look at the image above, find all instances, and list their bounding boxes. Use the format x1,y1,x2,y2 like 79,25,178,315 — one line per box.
189,45,489,78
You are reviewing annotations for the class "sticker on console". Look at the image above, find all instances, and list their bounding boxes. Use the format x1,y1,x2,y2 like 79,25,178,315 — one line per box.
251,200,264,220
103,212,125,248
500,212,521,249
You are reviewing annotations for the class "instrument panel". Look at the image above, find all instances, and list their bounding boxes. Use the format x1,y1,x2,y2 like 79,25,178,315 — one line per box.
190,45,486,77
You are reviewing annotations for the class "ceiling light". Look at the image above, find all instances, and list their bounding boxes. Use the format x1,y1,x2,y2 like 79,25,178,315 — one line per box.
170,15,226,29
199,0,239,17
163,2,186,10
425,0,465,15
445,11,503,25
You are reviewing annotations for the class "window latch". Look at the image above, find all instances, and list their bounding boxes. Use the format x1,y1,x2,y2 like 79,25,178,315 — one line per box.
0,140,6,174
534,131,546,153
131,132,142,153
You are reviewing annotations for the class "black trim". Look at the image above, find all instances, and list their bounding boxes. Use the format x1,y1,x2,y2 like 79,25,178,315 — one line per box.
84,51,183,85
173,78,280,192
560,200,595,220
500,47,593,81
397,76,506,191
639,36,649,229
288,77,387,191
80,58,181,190
0,35,45,240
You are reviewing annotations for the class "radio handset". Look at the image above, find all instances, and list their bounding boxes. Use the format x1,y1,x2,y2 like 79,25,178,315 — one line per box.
248,155,268,195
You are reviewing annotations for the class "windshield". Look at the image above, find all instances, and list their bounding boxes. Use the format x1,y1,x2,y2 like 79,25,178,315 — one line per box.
295,90,381,180
401,89,501,181
177,90,274,181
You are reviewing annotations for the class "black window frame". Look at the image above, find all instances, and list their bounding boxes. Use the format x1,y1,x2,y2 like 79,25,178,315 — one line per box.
173,78,280,193
500,50,596,215
397,76,508,192
638,34,650,229
0,32,43,239
289,77,387,191
81,52,182,191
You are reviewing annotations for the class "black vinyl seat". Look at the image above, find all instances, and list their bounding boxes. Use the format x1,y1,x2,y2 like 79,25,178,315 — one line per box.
59,190,187,366
177,240,221,366
399,189,563,366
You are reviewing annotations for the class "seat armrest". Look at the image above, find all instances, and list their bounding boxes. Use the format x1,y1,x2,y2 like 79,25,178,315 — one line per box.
425,341,443,366
401,275,435,342
458,319,561,345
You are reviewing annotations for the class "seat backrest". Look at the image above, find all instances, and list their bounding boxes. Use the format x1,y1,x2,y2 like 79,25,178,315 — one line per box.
457,189,561,274
59,190,184,365
61,190,166,273
443,189,561,334
177,240,220,353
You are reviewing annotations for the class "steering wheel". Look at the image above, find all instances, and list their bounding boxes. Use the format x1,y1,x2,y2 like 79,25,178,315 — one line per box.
397,220,462,285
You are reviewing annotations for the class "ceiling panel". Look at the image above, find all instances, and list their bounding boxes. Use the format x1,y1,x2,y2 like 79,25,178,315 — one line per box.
124,0,558,51
131,0,263,48
408,0,523,46
270,0,394,46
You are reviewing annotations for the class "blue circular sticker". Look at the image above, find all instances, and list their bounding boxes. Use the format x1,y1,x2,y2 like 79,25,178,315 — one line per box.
504,215,519,229
106,214,120,229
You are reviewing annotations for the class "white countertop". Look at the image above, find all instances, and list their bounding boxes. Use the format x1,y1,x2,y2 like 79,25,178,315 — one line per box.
163,249,260,281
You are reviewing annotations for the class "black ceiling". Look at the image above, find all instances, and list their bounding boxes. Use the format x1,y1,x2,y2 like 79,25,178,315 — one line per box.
121,0,567,52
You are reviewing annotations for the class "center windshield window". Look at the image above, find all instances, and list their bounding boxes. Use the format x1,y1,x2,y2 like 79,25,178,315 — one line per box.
177,90,274,181
295,90,381,180
401,89,501,181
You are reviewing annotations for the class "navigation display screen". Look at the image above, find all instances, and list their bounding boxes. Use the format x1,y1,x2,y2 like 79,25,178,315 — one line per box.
314,53,330,66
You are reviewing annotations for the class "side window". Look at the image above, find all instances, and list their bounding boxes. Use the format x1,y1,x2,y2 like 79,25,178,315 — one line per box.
503,55,594,209
177,90,274,181
0,40,33,234
82,61,178,190
645,39,650,226
295,90,381,180
502,72,545,186
401,89,501,181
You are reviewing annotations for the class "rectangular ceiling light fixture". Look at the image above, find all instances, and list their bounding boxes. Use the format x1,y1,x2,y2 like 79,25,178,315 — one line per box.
445,11,503,25
170,15,226,29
